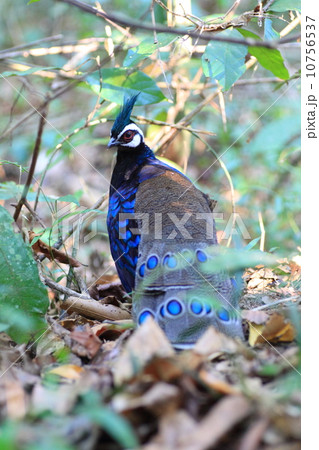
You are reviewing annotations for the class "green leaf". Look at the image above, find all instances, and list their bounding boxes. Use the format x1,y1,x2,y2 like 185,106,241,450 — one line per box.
237,29,289,80
77,391,138,449
258,363,283,376
84,68,166,105
264,18,280,41
124,33,176,67
270,0,301,12
57,190,83,206
245,236,261,251
27,0,42,4
0,181,55,202
202,29,247,90
0,206,49,343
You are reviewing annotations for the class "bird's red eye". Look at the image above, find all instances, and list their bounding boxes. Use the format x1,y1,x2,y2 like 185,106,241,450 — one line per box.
122,130,135,141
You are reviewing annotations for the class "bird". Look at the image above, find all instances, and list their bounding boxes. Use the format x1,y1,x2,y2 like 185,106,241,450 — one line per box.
107,94,243,348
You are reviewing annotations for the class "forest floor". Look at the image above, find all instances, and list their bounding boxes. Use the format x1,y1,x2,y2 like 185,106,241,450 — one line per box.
0,254,301,450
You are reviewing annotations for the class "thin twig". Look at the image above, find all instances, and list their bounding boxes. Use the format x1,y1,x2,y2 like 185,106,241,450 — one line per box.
20,200,46,228
0,34,63,55
0,81,76,141
157,76,289,91
252,296,300,311
154,89,221,153
132,115,215,135
73,267,90,296
57,0,300,48
13,109,47,222
43,275,91,299
191,132,236,247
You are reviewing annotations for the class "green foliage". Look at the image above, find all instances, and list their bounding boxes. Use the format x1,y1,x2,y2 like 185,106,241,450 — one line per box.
202,29,247,90
0,206,49,343
0,181,54,202
76,391,139,448
264,18,280,41
124,33,176,67
237,29,289,80
270,0,301,12
84,68,166,104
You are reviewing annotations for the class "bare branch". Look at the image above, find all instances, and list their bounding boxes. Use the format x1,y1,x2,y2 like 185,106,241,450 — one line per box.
57,0,300,48
13,109,47,223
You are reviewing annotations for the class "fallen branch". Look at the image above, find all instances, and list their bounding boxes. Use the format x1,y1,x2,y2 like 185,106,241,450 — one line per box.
60,296,131,321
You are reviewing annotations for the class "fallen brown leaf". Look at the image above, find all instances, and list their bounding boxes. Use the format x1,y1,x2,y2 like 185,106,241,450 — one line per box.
249,313,295,346
180,395,251,449
146,395,251,450
48,364,84,380
112,317,175,385
70,325,102,358
242,310,269,325
192,326,238,357
29,231,81,267
113,382,181,416
4,380,26,419
198,368,239,395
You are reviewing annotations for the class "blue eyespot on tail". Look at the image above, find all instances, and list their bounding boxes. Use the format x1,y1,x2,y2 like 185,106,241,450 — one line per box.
139,263,145,277
147,255,158,270
196,249,207,262
218,308,230,321
138,309,154,325
164,254,177,269
167,299,182,316
190,300,203,315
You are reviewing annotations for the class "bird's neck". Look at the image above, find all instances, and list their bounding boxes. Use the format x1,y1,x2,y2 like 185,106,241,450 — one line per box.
110,143,155,192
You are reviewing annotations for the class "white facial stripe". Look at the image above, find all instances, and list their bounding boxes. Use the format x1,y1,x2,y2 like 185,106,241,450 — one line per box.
120,133,142,148
117,123,144,140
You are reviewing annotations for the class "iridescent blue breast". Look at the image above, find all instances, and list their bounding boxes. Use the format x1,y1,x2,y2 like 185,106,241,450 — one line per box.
107,183,140,293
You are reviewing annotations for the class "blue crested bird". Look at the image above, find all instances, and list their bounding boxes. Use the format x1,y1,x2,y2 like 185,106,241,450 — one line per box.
107,94,243,348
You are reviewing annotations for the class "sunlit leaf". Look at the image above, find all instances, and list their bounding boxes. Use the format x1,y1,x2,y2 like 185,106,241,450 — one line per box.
124,33,176,67
84,68,166,104
237,29,289,80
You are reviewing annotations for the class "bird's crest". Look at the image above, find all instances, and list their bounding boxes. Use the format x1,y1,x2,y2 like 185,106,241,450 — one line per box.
111,93,140,137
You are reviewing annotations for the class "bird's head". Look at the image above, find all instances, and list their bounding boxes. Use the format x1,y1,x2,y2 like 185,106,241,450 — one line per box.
108,94,144,149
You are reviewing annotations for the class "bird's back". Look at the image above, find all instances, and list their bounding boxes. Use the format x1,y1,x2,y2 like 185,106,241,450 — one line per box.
133,166,243,348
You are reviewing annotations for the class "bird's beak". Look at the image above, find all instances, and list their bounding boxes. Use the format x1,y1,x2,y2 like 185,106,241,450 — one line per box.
107,137,119,148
